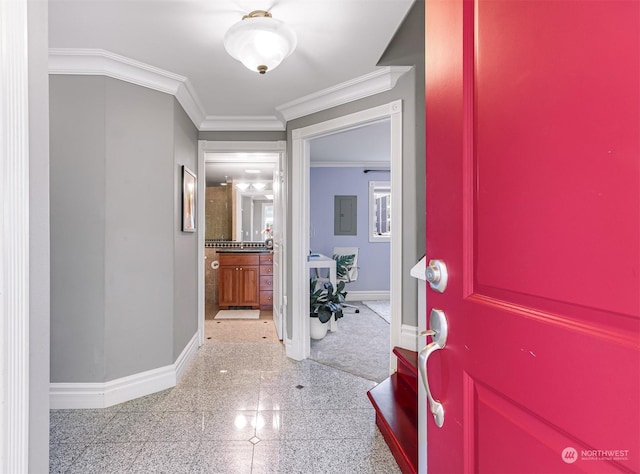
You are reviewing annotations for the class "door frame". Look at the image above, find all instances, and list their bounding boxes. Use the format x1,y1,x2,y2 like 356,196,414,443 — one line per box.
288,100,403,363
197,140,287,345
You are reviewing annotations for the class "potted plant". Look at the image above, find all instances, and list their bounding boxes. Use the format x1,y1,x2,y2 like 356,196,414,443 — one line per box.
309,278,348,340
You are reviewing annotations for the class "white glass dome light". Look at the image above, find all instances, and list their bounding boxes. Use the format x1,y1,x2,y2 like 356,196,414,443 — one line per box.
224,10,297,74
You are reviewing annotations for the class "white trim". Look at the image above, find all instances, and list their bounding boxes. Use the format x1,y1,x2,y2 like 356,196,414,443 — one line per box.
290,100,403,362
198,140,287,347
50,333,199,409
48,50,411,131
200,115,285,132
399,324,419,352
369,181,391,243
1,0,31,470
48,48,206,129
344,291,390,301
277,66,412,122
197,142,206,347
174,331,200,383
310,161,390,168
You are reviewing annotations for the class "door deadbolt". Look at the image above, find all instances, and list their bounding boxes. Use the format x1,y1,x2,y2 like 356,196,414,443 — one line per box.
426,259,448,293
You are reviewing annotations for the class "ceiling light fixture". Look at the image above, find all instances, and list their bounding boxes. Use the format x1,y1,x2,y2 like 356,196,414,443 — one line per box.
223,10,297,75
245,169,261,174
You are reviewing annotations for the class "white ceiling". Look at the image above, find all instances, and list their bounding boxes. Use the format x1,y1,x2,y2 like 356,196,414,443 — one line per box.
205,161,275,187
310,119,391,164
49,0,415,129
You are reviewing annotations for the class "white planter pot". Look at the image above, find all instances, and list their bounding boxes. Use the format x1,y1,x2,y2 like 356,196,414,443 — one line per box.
310,316,329,340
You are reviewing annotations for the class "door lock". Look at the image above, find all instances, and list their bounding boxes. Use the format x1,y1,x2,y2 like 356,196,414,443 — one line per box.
425,259,448,293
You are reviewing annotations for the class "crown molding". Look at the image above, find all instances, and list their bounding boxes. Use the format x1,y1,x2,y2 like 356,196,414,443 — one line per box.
276,66,412,123
199,115,285,131
48,48,206,129
49,49,411,131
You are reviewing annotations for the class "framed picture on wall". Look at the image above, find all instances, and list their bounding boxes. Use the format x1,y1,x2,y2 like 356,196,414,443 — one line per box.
182,166,197,232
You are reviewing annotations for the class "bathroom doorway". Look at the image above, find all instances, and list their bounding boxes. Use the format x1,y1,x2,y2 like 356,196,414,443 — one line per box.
197,141,287,345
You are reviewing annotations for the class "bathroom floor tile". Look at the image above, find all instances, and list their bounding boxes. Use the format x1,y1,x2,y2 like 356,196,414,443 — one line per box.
94,411,162,443
311,436,402,474
201,410,257,441
66,441,144,473
148,412,206,441
251,439,315,474
196,385,260,412
191,440,254,474
258,385,304,411
129,441,199,473
306,408,376,440
49,442,87,474
49,409,117,444
255,410,309,441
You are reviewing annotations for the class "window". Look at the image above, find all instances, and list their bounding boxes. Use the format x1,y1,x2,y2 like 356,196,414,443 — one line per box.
369,181,391,242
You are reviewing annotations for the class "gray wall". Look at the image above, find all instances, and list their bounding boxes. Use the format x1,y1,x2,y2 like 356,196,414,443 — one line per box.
173,100,199,360
50,75,198,384
285,4,425,333
198,130,286,141
310,167,391,292
286,68,423,334
50,75,107,382
28,0,51,470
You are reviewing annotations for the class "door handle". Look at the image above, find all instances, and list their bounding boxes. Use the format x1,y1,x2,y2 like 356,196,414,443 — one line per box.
418,309,448,428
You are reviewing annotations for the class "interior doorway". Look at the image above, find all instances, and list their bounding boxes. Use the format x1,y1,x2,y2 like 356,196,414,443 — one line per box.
197,141,287,345
288,100,403,369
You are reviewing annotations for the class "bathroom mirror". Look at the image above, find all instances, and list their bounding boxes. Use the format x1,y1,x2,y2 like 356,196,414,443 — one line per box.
205,160,275,242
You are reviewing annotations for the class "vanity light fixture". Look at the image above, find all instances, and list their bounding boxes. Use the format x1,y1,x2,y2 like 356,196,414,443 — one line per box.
245,169,261,174
223,10,297,74
252,182,266,191
235,182,250,191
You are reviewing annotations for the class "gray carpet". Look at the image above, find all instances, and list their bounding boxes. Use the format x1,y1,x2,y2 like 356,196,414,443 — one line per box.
310,302,390,383
362,300,391,323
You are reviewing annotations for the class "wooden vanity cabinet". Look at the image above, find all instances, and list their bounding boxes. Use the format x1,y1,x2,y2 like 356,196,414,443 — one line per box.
218,254,260,309
259,253,274,310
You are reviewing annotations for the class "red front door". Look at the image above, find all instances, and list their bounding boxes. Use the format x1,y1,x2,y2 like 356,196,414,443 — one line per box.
424,1,639,472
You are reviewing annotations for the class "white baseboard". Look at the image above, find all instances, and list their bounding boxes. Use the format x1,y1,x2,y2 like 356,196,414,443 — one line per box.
345,290,390,301
50,332,200,409
399,324,419,352
175,331,200,383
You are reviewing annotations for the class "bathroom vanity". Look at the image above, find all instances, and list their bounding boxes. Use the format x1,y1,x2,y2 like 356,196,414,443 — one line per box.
217,249,273,310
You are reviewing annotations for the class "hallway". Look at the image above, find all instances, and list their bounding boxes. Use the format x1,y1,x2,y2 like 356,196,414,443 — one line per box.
49,320,400,473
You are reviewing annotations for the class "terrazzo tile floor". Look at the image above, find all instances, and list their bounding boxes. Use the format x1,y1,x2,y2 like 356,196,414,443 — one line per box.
50,309,400,473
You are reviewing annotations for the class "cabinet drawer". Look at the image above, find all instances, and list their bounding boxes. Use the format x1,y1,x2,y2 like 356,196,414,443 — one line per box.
260,276,273,290
260,291,273,306
260,264,273,276
219,254,259,266
259,254,273,265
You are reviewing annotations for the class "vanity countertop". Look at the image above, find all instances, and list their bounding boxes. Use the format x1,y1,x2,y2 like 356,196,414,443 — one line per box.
216,248,271,254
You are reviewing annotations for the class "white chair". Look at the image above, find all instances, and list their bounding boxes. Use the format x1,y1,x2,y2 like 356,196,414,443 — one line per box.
317,247,360,313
